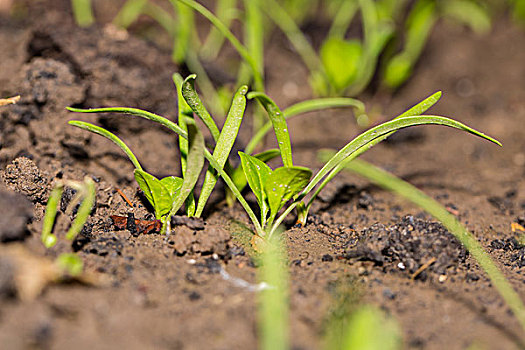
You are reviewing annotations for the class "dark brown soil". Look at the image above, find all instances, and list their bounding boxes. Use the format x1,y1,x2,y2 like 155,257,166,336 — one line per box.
1,1,525,349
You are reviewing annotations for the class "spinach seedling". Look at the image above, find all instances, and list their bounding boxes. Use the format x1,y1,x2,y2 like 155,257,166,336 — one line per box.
68,74,250,226
232,91,500,238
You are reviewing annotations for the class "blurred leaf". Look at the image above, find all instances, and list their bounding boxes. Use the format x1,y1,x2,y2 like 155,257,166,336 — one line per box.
56,253,84,277
320,38,363,92
340,306,401,350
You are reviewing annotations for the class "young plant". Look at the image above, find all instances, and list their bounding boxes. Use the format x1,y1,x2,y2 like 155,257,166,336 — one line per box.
256,0,491,97
235,91,500,239
68,75,248,225
68,74,366,232
41,176,95,276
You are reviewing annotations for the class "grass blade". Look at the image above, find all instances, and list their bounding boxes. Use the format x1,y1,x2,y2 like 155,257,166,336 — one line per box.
331,156,525,333
195,85,248,216
301,91,445,216
327,0,359,39
174,73,197,215
397,91,441,118
248,92,293,167
68,120,143,171
245,97,366,155
270,115,501,235
181,74,221,142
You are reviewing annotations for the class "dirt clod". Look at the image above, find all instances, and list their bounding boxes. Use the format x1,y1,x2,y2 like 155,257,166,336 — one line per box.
345,216,467,280
172,225,230,256
0,189,32,242
1,157,49,203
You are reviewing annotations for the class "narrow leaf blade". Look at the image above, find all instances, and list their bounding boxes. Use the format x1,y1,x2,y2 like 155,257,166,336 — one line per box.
68,120,143,171
181,74,221,142
303,115,501,197
248,92,293,167
170,121,205,216
196,85,248,216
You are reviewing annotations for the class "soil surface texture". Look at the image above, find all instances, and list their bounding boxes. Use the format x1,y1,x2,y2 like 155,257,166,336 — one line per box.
1,1,525,349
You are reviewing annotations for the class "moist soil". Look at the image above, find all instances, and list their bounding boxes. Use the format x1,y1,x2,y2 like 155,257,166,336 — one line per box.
1,1,525,349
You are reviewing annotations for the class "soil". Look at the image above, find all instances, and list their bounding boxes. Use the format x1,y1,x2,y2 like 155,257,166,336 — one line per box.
1,1,525,349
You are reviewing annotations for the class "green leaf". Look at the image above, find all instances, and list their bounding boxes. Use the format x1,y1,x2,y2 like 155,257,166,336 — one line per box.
196,85,248,216
302,115,501,199
245,97,366,155
240,152,272,223
397,91,441,119
247,92,293,167
65,177,95,241
56,253,84,277
169,122,205,217
68,120,143,171
441,0,491,35
383,53,412,89
320,38,362,92
113,0,148,28
232,149,280,191
134,169,173,219
340,305,402,350
265,166,312,223
42,186,62,248
173,73,194,174
160,176,184,199
182,74,221,142
67,107,188,141
68,104,264,236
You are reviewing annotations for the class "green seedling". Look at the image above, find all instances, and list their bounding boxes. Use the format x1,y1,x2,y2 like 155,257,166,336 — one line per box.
41,176,95,276
68,74,249,225
69,74,365,232
235,91,500,239
256,0,491,97
71,0,94,27
316,156,525,334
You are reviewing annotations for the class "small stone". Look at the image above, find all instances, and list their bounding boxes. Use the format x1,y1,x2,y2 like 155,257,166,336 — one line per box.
438,275,447,283
321,254,334,262
382,288,396,300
